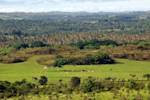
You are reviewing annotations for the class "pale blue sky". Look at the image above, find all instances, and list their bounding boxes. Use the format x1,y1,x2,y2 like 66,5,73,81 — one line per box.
0,0,150,12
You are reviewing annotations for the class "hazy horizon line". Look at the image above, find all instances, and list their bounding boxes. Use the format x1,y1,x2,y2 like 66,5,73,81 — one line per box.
0,10,150,13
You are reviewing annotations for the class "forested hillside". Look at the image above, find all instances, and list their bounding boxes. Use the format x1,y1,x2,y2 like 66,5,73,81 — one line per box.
0,11,150,34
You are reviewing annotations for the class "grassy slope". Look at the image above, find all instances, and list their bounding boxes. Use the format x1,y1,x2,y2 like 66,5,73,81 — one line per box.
0,55,150,82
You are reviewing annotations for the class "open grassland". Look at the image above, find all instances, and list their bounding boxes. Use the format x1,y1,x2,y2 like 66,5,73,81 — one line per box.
0,55,150,82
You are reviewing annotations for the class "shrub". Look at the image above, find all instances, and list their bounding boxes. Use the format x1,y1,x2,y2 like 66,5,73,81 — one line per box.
70,77,81,88
30,41,48,48
71,39,118,49
0,81,11,93
0,79,36,98
53,57,70,67
81,77,102,93
93,52,115,64
148,82,150,91
12,79,35,95
143,74,150,80
81,77,96,93
13,43,29,50
38,76,48,85
72,52,115,65
126,80,145,90
53,52,115,67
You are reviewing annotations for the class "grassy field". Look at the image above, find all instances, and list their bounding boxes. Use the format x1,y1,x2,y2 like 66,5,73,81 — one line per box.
0,55,150,82
7,89,150,100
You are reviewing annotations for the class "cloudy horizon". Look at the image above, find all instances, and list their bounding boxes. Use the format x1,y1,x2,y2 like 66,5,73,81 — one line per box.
0,0,150,12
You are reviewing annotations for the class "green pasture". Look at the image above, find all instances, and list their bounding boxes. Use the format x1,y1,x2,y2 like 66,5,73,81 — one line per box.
0,55,150,82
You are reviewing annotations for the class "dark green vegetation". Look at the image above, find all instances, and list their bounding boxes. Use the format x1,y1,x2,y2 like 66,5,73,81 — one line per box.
0,76,150,99
71,40,118,49
54,52,115,67
13,41,49,50
0,11,150,35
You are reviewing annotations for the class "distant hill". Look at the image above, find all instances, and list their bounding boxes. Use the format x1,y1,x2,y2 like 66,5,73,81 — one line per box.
0,11,150,34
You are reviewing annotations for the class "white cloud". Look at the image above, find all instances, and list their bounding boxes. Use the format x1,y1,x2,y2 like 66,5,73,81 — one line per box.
0,0,150,12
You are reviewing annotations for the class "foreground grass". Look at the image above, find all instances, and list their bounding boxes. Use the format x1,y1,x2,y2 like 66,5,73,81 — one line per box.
0,55,150,82
7,89,150,100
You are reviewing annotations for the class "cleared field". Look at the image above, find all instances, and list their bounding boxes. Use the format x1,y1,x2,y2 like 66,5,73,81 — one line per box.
0,55,150,82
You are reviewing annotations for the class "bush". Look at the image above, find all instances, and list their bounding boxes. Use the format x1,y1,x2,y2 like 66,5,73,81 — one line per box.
38,76,48,85
143,74,150,80
53,52,115,67
126,80,145,90
0,79,36,98
70,77,81,88
71,52,115,65
13,43,29,50
0,81,11,92
30,41,48,48
81,77,102,93
12,79,35,95
71,39,118,49
53,57,71,67
148,82,150,91
93,52,115,64
81,77,96,93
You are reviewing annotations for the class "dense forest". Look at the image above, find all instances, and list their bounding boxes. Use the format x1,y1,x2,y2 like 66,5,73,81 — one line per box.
0,11,150,35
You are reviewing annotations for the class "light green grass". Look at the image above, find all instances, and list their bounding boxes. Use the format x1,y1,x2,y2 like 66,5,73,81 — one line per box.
0,55,150,82
7,89,150,100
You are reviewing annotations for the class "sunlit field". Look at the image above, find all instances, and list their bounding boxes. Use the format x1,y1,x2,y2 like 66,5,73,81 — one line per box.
0,56,150,82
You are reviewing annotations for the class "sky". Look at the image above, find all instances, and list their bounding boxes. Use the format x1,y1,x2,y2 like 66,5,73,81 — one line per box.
0,0,150,12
